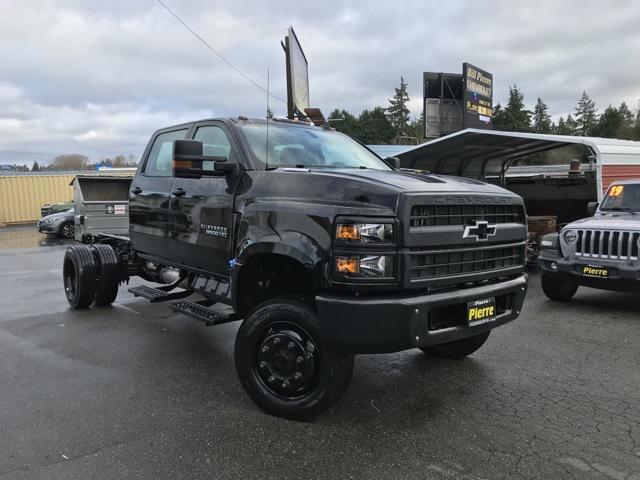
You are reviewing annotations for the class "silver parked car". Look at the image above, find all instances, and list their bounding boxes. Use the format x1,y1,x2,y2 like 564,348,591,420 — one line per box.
37,208,75,239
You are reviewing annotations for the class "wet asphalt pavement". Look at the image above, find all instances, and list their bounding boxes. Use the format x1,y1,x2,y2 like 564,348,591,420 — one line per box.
1,225,639,480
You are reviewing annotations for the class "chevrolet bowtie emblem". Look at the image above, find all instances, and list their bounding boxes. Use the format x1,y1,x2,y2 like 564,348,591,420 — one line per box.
463,220,497,242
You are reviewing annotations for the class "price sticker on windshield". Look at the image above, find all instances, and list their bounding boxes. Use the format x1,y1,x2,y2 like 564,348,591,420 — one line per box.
609,185,624,197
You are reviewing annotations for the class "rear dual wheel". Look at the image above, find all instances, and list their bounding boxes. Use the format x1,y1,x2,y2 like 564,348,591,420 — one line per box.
234,298,354,420
63,244,120,309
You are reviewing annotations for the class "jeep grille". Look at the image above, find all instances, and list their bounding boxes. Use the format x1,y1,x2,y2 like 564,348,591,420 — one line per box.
575,230,640,260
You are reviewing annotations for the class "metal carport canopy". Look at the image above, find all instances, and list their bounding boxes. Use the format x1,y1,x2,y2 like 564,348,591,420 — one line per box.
392,129,640,179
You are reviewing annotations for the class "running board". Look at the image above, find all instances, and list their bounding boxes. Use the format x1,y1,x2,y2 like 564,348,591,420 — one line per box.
170,300,239,326
128,285,194,303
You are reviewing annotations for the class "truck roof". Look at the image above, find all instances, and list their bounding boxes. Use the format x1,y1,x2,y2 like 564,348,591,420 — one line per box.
157,117,320,133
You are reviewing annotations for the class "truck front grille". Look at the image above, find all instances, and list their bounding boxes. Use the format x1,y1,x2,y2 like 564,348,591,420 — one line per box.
410,204,525,228
575,230,640,260
408,241,526,280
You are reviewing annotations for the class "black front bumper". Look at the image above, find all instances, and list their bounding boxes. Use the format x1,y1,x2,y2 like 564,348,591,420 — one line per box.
538,249,640,291
316,274,528,354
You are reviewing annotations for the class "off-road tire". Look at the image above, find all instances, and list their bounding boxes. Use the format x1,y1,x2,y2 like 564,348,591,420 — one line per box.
92,244,119,306
234,298,354,420
59,221,75,239
63,244,97,309
541,271,578,302
420,331,491,359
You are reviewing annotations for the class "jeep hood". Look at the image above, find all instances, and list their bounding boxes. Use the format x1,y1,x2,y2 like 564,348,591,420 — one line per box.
565,214,640,231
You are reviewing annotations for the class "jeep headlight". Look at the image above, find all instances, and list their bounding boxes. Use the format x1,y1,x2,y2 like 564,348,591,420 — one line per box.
335,255,394,278
563,229,578,243
335,222,394,243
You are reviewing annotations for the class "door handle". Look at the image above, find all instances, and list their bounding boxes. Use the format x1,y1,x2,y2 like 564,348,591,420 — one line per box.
171,188,186,197
131,186,142,195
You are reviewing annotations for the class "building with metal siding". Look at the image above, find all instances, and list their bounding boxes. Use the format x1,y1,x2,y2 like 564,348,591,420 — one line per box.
0,170,135,226
0,174,74,225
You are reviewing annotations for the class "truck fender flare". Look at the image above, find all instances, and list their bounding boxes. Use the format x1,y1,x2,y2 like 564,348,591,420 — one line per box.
230,240,326,310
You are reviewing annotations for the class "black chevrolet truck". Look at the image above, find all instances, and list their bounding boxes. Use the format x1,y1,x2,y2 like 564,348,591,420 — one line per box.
62,117,528,419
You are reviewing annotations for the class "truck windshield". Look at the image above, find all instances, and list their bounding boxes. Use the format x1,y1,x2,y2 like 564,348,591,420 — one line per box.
600,184,640,213
237,122,391,171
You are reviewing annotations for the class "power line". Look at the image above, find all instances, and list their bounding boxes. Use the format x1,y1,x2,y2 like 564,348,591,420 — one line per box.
157,0,286,105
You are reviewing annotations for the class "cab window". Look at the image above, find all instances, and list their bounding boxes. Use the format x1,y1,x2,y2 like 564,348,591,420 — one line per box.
144,129,188,176
194,125,232,159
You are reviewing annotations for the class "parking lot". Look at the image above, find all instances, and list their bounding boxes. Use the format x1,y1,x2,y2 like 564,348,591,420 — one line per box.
1,225,639,480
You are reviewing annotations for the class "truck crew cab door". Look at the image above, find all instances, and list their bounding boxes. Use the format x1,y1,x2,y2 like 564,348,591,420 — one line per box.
129,127,188,259
169,122,239,275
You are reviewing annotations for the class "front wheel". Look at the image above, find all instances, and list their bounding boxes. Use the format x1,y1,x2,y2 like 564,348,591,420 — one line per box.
59,221,75,239
234,298,354,420
541,271,578,302
420,331,490,359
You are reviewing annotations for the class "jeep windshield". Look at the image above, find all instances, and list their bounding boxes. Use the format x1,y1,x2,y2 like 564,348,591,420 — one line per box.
600,184,640,213
237,121,391,171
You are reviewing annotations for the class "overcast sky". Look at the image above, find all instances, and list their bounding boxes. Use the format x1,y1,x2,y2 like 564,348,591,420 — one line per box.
1,0,639,164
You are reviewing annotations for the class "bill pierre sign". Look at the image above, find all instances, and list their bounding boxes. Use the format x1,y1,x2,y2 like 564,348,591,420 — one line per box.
463,63,493,129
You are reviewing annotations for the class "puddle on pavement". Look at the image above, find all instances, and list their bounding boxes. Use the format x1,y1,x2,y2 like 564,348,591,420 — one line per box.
0,225,75,250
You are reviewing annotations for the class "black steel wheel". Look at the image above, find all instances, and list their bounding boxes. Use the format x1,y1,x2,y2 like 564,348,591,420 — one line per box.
63,244,97,309
235,298,354,420
541,271,578,302
420,331,491,359
59,221,75,239
92,244,120,306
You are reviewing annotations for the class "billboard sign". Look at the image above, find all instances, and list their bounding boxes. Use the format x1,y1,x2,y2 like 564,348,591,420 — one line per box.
284,27,310,119
462,63,493,129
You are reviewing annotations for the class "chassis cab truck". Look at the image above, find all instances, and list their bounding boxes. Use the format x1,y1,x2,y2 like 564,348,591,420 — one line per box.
538,180,640,300
62,118,528,419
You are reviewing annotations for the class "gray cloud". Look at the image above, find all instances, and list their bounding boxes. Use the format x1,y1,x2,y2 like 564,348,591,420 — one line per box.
1,0,639,164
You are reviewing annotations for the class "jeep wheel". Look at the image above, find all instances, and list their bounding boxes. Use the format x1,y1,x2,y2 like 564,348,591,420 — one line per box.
59,221,75,239
234,298,354,420
92,244,119,306
541,271,578,302
63,245,97,309
420,331,490,359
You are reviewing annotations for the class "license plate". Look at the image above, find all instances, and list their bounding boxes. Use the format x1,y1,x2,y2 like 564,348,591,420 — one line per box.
581,265,609,279
467,298,496,327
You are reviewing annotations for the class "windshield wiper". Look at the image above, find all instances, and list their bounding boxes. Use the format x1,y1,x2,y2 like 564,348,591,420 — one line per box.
601,207,638,215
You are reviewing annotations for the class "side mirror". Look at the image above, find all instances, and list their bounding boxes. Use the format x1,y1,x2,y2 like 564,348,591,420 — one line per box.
384,156,401,169
587,201,599,216
172,139,232,178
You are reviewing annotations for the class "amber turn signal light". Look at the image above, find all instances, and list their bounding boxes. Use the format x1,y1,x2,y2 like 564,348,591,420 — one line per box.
335,256,359,274
336,224,360,241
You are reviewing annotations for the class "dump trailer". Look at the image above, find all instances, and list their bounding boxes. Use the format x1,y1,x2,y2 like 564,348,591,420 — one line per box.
61,117,529,420
71,175,132,242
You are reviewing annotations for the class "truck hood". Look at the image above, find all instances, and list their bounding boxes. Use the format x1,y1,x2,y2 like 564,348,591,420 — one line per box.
565,214,640,231
244,169,520,218
315,168,512,195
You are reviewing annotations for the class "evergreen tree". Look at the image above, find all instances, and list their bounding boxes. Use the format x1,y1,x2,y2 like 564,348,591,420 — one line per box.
31,161,40,171
386,76,410,138
594,105,622,138
328,109,360,138
531,97,552,133
565,114,578,135
616,102,635,139
492,103,508,130
357,107,395,144
405,116,425,144
574,91,598,136
502,85,531,132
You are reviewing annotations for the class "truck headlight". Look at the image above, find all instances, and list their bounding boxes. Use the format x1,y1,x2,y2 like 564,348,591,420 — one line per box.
563,229,577,243
335,255,394,278
335,223,394,243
